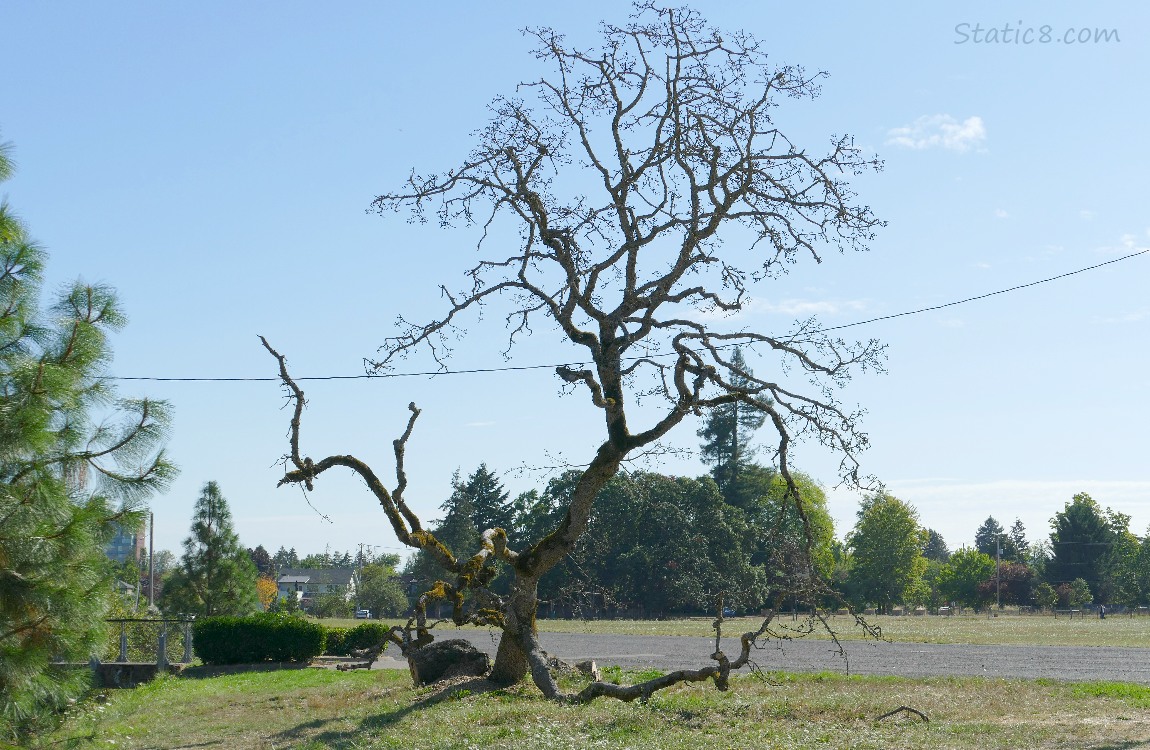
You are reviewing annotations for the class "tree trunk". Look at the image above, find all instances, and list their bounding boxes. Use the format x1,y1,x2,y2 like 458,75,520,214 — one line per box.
489,574,539,685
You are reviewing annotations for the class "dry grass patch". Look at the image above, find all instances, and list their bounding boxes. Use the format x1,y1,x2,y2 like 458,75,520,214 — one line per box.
43,665,1150,750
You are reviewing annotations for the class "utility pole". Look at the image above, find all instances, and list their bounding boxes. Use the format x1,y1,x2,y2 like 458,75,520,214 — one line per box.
148,511,155,608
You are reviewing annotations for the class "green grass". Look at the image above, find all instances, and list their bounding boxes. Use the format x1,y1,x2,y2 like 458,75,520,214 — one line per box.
45,666,1150,749
335,612,1150,648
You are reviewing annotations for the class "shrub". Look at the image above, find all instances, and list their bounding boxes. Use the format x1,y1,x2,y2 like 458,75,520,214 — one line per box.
345,622,392,652
193,613,326,664
322,622,392,656
324,627,350,656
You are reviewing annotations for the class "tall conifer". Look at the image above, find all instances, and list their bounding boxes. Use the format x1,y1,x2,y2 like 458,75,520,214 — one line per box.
0,138,174,741
161,482,259,616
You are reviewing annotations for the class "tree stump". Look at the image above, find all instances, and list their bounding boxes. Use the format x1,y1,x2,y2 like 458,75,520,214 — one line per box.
407,639,490,686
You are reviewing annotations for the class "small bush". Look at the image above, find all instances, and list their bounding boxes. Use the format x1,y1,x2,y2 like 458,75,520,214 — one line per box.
345,622,392,652
193,613,326,664
324,627,351,656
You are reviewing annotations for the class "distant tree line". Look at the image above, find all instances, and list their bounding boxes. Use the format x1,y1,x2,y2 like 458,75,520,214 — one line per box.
839,491,1150,613
132,353,1150,624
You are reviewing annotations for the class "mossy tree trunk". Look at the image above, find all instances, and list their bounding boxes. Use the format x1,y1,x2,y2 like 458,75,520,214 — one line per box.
262,2,886,703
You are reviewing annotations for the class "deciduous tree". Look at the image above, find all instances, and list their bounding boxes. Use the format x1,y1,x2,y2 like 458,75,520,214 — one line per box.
358,561,411,618
846,493,925,613
938,548,995,610
264,2,883,701
255,576,279,610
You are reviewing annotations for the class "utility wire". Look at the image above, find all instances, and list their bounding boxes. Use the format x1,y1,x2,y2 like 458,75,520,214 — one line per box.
814,248,1148,334
108,248,1148,383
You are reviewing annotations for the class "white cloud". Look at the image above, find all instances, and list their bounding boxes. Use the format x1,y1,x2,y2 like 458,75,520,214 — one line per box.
1080,210,1097,221
994,209,1009,219
1093,231,1148,255
465,420,496,428
886,114,987,152
1099,308,1150,324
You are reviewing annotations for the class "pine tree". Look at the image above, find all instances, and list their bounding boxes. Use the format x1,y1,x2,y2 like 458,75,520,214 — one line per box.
1048,493,1117,600
248,544,272,575
461,464,514,538
403,471,482,586
1009,519,1029,560
434,473,482,559
974,516,1004,557
974,515,1023,561
272,546,299,571
922,528,951,562
160,482,259,616
697,348,767,504
0,138,175,742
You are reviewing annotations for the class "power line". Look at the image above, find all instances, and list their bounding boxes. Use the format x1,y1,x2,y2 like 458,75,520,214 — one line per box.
814,247,1149,334
107,248,1148,383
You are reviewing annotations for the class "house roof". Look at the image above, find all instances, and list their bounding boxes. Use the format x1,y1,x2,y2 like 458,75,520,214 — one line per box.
278,568,356,586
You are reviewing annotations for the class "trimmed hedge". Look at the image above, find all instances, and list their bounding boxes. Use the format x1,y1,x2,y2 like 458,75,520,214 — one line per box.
323,622,392,656
193,613,326,664
324,627,350,656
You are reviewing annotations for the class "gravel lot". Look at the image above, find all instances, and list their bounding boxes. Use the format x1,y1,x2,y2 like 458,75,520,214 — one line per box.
373,631,1150,684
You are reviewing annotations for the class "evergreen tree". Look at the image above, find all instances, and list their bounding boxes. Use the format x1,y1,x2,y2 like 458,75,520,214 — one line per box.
248,544,272,575
161,482,259,616
403,471,482,587
272,545,299,570
922,528,951,562
1008,519,1029,561
1047,493,1117,601
0,139,175,742
974,516,1005,558
436,473,482,558
697,348,767,505
462,464,514,539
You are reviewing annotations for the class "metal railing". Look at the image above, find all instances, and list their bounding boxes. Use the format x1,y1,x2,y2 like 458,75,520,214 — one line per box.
104,618,195,666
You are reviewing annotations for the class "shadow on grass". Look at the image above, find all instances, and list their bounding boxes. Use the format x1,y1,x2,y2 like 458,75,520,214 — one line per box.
266,676,508,748
176,661,314,680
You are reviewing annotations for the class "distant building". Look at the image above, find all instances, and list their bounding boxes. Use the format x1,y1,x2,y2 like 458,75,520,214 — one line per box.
106,521,146,565
276,568,357,609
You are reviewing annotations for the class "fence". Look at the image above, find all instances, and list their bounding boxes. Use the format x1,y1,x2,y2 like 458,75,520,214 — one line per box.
104,618,195,668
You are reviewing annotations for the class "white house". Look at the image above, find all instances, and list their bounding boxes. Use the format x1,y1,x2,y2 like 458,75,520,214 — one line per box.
276,568,357,608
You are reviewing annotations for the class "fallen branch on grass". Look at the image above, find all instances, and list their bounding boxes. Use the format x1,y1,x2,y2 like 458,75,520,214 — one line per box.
874,705,929,723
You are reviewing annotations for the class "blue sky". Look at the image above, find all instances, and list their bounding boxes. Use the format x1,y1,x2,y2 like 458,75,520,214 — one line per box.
2,2,1147,559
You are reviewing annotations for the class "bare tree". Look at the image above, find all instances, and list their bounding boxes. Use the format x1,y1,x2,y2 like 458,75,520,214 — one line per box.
264,2,883,701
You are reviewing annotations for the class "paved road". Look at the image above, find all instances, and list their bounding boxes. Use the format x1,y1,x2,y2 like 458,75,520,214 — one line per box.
376,631,1150,684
